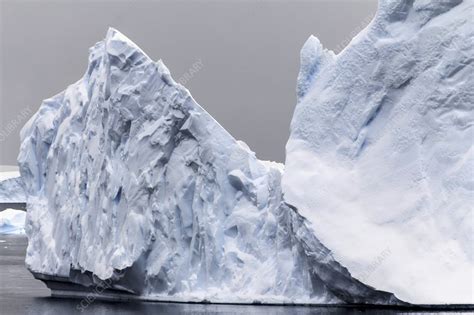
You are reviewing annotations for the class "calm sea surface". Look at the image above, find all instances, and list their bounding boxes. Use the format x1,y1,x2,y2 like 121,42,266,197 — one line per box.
0,235,471,315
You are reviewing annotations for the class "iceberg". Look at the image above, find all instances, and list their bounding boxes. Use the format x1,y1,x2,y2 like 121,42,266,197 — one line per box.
18,28,400,304
0,208,26,235
0,174,26,204
283,0,473,304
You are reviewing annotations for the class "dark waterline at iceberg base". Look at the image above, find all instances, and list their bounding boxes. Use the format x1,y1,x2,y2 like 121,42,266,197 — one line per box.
0,235,471,315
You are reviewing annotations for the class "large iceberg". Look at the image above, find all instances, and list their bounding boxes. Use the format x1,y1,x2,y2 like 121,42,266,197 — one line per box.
284,0,473,304
18,28,400,304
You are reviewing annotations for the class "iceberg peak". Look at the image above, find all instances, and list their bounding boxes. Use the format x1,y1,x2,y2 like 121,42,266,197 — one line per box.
296,35,335,101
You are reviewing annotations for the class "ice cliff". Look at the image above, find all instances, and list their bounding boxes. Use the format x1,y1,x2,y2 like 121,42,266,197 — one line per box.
284,0,473,304
18,28,400,304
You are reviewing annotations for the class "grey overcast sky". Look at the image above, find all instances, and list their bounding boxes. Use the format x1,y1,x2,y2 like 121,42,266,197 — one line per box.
0,0,377,165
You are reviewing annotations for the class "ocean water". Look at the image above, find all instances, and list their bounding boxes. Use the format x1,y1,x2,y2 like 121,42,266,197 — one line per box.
0,235,471,315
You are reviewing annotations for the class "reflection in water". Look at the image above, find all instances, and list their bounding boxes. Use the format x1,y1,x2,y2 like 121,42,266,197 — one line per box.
0,235,471,315
27,297,474,315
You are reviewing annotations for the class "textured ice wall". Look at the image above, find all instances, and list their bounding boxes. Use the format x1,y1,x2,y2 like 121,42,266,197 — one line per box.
18,28,399,304
284,0,473,304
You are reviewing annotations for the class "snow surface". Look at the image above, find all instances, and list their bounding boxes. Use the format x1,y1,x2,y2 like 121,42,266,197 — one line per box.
284,0,473,304
0,209,26,234
18,28,399,304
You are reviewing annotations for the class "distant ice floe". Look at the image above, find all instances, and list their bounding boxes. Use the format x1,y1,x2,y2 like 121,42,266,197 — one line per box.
0,209,26,235
0,171,20,181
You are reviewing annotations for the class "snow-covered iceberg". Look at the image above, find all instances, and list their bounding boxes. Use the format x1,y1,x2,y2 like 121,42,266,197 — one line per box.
0,208,26,234
284,0,473,304
18,28,400,304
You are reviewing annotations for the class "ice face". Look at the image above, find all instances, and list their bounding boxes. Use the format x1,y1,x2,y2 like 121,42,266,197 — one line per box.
18,28,400,304
283,0,473,304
